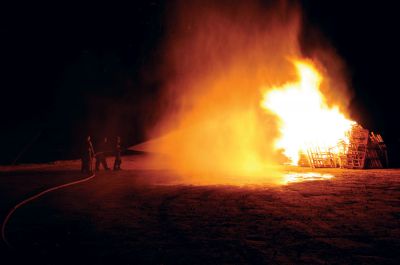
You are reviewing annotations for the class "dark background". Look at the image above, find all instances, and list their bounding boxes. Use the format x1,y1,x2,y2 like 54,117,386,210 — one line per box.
1,0,399,165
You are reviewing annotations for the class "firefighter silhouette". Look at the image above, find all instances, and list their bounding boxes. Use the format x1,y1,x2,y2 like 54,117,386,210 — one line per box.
81,136,95,174
95,137,110,171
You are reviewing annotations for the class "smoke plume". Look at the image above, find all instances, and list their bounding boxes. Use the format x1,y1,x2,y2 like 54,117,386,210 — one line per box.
138,0,353,184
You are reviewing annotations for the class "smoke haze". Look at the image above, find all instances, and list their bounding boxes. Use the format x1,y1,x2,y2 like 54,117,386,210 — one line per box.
139,0,353,184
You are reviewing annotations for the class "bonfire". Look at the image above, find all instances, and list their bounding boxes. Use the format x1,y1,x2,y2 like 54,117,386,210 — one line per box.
261,59,387,169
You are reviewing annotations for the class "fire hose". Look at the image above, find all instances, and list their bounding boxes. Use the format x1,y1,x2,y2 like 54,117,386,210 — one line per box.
1,171,96,248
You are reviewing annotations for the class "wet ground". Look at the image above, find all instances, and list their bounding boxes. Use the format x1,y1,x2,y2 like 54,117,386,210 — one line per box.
0,155,399,264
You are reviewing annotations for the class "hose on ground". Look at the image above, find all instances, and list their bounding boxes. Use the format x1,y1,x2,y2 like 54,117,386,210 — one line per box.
1,172,96,248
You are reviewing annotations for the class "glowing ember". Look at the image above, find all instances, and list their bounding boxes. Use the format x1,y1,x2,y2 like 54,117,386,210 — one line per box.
261,59,356,165
283,172,334,184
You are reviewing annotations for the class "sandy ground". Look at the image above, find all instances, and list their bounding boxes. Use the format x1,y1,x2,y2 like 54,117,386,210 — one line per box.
0,154,399,264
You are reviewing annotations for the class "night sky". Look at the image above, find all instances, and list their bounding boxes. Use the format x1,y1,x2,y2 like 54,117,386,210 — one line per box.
1,0,399,165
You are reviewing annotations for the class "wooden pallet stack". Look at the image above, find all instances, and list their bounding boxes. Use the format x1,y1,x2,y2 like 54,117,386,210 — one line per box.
306,147,337,168
340,125,369,169
365,132,388,168
303,124,388,169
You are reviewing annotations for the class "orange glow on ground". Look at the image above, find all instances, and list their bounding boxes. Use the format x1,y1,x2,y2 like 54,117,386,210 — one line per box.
283,172,334,184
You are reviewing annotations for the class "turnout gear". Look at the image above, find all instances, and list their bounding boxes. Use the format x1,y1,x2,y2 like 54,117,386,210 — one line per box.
95,137,110,171
81,136,95,174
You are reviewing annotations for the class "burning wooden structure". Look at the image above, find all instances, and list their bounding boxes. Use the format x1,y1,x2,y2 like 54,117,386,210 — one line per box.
300,125,388,169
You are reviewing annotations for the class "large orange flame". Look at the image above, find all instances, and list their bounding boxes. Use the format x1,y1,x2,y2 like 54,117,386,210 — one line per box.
261,59,356,165
137,1,355,184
